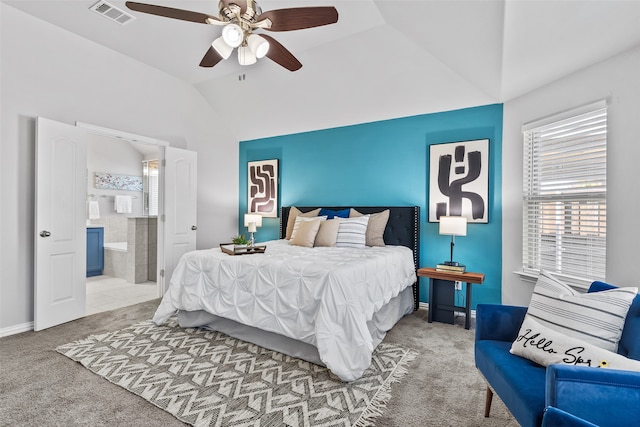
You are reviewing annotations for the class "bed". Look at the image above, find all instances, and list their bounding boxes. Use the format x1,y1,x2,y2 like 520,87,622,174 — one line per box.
153,206,420,381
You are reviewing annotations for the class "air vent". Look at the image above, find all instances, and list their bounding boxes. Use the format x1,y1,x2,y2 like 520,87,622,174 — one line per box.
90,1,135,25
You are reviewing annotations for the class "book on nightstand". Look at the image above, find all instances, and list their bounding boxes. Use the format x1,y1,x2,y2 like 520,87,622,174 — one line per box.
435,264,466,273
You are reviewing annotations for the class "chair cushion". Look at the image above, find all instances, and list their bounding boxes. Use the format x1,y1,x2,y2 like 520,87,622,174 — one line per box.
542,407,599,427
475,340,546,427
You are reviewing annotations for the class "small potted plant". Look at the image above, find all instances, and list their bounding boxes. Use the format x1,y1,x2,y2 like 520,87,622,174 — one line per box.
231,234,249,248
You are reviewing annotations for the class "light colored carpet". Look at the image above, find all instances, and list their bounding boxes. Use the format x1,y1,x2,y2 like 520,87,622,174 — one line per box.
56,317,418,426
0,300,518,426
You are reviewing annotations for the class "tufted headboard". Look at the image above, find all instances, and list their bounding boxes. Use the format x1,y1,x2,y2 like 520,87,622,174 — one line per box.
280,206,421,310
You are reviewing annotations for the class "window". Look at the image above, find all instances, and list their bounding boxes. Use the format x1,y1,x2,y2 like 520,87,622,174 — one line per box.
522,101,607,287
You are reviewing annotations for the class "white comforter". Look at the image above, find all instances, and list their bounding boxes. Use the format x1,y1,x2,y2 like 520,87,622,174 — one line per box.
153,239,416,381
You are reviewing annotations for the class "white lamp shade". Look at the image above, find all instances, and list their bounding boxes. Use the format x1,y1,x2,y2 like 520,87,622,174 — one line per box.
244,214,263,229
247,34,269,59
439,216,467,236
238,46,257,65
222,23,243,48
211,36,233,59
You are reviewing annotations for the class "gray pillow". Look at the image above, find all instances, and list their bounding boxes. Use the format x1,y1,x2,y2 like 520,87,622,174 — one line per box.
350,209,389,247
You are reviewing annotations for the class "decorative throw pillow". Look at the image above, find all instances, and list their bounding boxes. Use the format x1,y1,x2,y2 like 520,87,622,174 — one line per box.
526,271,638,352
319,208,350,219
510,316,640,372
336,216,370,248
314,218,341,247
290,219,322,248
350,209,389,247
290,215,327,241
285,207,321,240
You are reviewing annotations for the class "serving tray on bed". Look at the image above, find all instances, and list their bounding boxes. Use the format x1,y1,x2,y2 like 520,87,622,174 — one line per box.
220,244,267,256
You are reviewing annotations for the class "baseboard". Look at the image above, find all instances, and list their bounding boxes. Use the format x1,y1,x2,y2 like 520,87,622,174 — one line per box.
417,302,476,319
0,321,33,338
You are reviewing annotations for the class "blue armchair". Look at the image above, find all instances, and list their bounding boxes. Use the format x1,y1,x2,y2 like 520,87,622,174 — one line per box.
475,281,640,427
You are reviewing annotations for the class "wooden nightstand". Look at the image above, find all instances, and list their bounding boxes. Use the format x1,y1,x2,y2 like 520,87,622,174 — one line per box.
417,267,485,329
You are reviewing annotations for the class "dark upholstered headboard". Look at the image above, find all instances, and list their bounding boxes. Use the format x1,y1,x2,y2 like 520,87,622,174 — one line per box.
280,206,421,310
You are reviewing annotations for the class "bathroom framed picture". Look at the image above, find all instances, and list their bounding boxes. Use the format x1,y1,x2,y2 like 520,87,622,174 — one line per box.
429,139,489,223
247,159,278,217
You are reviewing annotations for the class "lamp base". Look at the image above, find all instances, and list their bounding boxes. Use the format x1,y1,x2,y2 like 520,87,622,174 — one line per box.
443,261,465,267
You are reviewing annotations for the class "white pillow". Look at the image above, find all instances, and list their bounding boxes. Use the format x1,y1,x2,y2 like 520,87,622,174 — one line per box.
285,207,320,240
511,316,640,372
290,215,327,240
526,271,637,352
335,215,369,248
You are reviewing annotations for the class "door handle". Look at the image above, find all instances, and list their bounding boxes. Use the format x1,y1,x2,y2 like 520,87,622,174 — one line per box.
39,230,51,237
191,225,197,231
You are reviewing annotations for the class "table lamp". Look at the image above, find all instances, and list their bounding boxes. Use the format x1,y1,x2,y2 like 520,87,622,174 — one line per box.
439,216,467,267
244,213,263,247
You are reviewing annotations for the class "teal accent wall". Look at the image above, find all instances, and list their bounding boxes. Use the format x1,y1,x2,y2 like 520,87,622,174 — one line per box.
239,104,503,307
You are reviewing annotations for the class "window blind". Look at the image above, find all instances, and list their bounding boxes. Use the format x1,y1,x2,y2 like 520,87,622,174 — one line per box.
522,104,607,286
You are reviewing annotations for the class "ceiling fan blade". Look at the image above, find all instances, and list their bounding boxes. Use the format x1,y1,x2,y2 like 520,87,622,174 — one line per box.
259,34,302,72
257,7,338,32
125,2,221,24
199,47,224,68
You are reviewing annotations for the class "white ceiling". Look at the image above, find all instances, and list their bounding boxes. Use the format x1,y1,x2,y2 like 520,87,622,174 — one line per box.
6,0,640,141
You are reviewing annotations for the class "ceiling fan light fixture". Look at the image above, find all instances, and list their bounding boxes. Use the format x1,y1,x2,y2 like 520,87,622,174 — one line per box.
247,34,269,59
222,23,243,48
238,45,257,65
211,36,233,59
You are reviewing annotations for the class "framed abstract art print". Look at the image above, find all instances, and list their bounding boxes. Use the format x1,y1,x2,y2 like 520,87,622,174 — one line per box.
248,159,278,217
429,139,489,223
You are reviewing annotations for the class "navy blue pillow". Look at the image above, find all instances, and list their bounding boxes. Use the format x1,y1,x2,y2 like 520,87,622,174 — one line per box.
319,208,350,219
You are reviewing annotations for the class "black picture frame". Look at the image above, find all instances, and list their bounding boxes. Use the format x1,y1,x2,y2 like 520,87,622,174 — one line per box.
429,139,489,223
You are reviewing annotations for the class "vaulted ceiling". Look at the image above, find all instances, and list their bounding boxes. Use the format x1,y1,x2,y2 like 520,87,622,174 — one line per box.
6,0,640,140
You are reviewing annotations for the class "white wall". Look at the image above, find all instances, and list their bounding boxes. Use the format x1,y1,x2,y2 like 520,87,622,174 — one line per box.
0,4,238,332
502,46,640,306
87,135,146,220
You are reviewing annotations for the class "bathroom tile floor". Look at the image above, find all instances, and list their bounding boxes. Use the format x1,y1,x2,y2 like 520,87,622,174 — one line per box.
86,275,159,315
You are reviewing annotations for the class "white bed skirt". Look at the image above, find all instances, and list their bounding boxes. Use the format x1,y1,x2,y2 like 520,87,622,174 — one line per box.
177,286,414,369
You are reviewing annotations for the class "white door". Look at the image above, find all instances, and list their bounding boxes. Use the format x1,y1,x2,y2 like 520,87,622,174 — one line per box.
162,147,197,292
34,118,87,331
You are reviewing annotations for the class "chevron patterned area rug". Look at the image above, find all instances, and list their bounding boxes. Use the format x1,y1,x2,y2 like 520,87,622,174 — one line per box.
57,318,417,427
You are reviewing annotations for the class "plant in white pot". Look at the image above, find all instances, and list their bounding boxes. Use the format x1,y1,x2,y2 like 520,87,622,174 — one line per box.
231,234,249,248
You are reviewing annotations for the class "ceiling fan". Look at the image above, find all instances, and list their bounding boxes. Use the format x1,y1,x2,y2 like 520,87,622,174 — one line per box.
125,1,339,71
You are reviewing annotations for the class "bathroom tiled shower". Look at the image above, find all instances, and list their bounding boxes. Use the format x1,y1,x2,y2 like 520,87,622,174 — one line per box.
101,217,157,283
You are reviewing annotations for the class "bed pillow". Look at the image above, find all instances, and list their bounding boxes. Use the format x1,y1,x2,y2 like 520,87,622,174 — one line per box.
319,208,350,219
290,219,322,248
336,216,370,248
285,207,321,240
314,218,341,247
510,316,640,372
290,215,327,241
350,209,389,247
526,271,638,352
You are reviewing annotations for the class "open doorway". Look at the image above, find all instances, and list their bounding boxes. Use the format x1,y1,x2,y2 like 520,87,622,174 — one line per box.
84,131,163,315
35,118,197,330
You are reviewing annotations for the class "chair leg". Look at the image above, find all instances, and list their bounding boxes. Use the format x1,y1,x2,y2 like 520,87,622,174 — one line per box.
484,386,493,418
